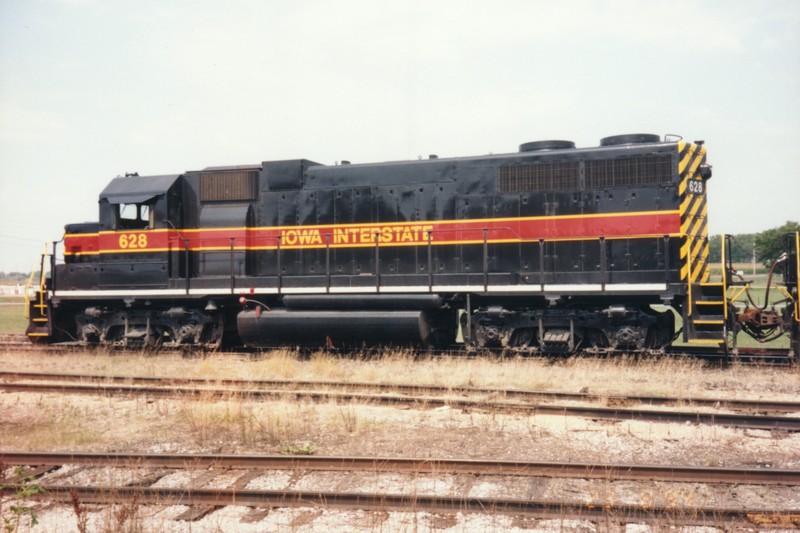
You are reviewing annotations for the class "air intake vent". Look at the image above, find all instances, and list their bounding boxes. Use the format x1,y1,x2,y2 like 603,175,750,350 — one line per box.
498,161,580,192
200,170,258,202
585,155,673,188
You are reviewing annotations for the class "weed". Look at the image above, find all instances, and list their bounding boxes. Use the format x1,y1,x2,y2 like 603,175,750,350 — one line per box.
338,405,359,433
281,442,317,455
69,489,88,533
98,490,142,533
0,466,46,532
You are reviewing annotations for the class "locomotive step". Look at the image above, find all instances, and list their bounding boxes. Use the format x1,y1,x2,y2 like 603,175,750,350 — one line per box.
686,338,725,345
691,307,724,318
26,324,50,338
691,313,724,321
695,283,725,294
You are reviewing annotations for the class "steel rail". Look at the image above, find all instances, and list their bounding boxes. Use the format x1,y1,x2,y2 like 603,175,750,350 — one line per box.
665,346,797,366
3,370,798,412
1,381,799,431
2,452,799,485
6,484,796,526
2,334,795,365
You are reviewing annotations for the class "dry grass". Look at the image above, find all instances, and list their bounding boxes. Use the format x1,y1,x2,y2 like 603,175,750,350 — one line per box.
0,389,390,457
177,397,312,448
1,396,109,449
1,347,797,401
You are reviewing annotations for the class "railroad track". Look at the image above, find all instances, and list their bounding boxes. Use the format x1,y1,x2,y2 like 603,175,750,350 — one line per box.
3,452,799,485
3,452,799,527
0,337,83,353
18,486,800,526
2,372,799,431
2,333,796,365
2,370,799,412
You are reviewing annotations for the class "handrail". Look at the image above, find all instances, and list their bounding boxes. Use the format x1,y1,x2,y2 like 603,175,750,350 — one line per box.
50,241,58,293
599,237,607,291
721,234,727,321
686,234,693,317
161,228,671,295
23,245,48,321
795,231,800,322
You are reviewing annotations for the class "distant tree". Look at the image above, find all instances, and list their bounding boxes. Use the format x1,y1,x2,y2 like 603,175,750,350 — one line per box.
754,221,800,268
0,272,30,283
708,233,755,264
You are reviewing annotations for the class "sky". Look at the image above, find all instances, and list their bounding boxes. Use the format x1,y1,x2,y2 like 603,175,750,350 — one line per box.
1,0,798,273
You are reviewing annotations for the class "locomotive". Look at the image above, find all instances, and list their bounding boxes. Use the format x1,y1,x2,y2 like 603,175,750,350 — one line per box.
25,134,800,356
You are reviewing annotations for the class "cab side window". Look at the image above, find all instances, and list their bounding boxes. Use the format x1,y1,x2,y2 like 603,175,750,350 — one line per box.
117,203,153,229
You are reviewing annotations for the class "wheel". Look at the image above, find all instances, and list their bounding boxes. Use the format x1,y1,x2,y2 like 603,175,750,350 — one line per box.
508,328,534,348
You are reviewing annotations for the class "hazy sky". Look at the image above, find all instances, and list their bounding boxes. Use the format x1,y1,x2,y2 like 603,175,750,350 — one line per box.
1,0,798,272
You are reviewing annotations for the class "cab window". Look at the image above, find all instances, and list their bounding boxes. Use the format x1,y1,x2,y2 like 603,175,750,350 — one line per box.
116,203,153,230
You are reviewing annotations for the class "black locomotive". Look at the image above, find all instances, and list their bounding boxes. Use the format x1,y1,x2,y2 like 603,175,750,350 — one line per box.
26,134,800,356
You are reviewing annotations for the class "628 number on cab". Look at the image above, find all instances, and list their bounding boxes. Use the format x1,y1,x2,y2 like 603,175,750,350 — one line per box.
118,233,148,249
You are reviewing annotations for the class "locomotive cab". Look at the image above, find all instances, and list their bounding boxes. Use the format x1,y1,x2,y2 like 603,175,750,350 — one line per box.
57,173,226,347
98,173,183,233
57,174,184,291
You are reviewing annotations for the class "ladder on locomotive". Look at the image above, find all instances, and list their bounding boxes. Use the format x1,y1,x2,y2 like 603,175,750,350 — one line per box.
683,236,727,347
686,281,727,346
24,249,51,341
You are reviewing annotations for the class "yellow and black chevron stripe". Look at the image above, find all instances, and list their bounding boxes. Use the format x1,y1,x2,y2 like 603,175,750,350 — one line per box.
678,141,710,283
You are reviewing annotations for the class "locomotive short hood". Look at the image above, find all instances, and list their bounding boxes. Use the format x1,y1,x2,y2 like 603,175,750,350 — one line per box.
99,174,181,204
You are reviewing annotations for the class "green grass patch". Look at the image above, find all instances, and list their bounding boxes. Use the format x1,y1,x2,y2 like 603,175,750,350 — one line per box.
0,303,27,334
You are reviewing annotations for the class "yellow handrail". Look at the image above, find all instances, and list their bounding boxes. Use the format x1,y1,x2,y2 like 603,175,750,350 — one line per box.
23,244,48,321
720,234,727,320
795,231,799,321
686,234,693,317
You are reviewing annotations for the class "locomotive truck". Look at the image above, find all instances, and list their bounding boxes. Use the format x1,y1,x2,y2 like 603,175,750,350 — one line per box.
25,134,800,356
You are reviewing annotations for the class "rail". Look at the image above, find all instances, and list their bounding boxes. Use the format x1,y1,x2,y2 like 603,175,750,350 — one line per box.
3,451,798,484
9,485,793,525
3,452,797,526
2,380,798,431
3,370,799,412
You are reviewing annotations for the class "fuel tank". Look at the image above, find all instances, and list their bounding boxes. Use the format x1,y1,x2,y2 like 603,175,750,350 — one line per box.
237,309,448,348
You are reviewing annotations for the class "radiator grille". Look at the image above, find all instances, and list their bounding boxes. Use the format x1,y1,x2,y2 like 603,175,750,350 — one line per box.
585,155,673,189
498,161,580,193
498,155,674,192
200,171,258,202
